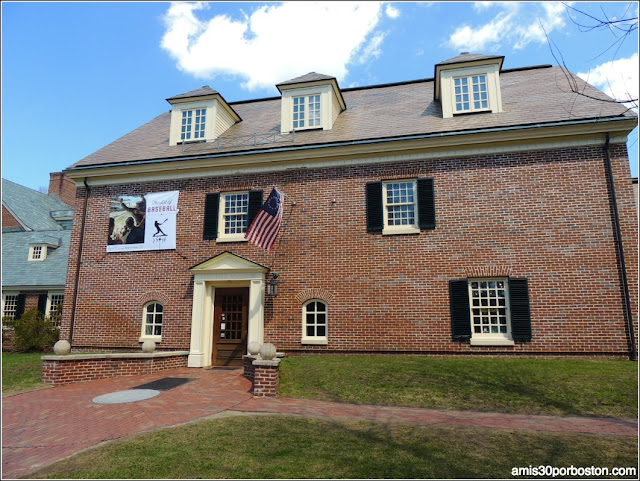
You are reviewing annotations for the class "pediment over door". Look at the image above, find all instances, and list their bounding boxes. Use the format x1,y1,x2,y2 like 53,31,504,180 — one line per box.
189,251,269,274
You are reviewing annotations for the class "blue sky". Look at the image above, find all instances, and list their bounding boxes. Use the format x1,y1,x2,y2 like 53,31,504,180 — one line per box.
2,1,638,192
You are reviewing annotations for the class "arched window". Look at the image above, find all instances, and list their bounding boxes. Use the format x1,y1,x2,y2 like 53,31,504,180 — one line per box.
302,300,328,345
141,302,163,340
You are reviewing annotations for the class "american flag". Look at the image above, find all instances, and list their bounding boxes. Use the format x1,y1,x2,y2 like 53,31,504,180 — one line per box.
245,187,284,251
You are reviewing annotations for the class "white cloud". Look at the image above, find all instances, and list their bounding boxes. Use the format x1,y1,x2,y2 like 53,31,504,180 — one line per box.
446,2,573,52
385,4,400,18
577,53,639,110
448,12,514,52
161,1,390,92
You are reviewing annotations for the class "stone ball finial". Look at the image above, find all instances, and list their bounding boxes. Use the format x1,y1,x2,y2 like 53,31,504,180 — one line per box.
259,343,277,360
53,340,71,355
248,341,262,355
141,340,157,353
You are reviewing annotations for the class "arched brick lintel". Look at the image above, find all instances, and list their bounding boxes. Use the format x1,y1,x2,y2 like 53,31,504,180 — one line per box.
295,288,335,305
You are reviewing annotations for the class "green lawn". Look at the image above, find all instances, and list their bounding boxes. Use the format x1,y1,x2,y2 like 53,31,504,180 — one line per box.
279,355,638,418
1,352,49,395
28,415,638,479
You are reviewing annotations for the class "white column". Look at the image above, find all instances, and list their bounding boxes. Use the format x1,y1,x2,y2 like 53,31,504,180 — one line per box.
188,280,206,367
247,277,265,348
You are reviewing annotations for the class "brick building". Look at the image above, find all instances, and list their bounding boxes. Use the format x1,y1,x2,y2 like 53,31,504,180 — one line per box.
60,53,638,365
2,175,75,348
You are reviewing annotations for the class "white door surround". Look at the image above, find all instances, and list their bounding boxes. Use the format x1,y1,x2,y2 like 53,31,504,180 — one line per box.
188,251,267,367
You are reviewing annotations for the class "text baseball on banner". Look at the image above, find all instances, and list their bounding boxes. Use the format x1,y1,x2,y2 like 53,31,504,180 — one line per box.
107,191,180,252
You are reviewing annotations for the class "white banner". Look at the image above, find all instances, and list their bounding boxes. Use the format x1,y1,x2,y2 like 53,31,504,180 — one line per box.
107,191,179,252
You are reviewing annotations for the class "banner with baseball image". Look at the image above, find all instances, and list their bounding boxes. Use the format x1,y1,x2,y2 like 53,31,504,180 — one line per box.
107,191,180,252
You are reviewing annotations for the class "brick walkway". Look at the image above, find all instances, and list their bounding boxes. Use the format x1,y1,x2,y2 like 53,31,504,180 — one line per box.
2,367,637,479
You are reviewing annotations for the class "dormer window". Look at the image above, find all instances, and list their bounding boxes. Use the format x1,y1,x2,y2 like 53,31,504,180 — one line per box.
293,95,321,130
434,53,503,119
167,86,241,146
277,72,346,134
454,75,488,112
29,244,46,261
181,108,207,141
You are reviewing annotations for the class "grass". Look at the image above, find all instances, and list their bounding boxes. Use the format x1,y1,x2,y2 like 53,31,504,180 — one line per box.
279,355,638,418
1,352,49,396
27,415,638,479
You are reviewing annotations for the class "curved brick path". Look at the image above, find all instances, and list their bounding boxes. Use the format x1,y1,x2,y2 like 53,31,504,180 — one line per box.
2,367,637,479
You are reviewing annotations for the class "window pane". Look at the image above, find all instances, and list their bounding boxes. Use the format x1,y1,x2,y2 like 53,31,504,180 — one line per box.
306,326,315,336
316,302,326,312
317,326,326,336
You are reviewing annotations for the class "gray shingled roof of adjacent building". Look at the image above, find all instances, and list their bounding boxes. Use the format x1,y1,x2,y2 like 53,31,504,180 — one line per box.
67,64,637,170
2,179,73,231
1,230,72,288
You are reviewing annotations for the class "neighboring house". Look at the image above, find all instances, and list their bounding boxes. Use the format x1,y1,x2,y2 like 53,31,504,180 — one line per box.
2,175,75,337
60,52,638,365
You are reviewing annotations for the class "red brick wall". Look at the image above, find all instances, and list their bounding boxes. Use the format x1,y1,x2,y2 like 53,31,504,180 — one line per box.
2,206,21,229
42,354,188,386
59,143,638,357
48,172,77,207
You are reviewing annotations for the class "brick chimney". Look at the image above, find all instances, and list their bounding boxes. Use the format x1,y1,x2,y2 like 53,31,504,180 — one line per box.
48,172,76,207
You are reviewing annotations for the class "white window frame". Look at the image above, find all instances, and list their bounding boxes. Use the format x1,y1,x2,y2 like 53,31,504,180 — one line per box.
382,179,420,235
292,94,321,130
453,74,489,113
180,107,207,141
46,292,64,328
468,277,514,346
217,191,250,243
28,244,47,261
139,302,164,342
302,299,328,345
2,292,19,327
439,63,502,119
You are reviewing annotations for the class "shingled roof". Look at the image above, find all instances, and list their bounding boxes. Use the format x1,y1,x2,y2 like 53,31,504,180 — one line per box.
2,230,71,288
276,72,337,87
436,52,504,66
166,86,219,101
2,179,73,231
67,64,637,170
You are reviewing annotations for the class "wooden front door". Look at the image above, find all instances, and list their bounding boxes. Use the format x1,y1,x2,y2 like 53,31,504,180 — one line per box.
212,287,249,367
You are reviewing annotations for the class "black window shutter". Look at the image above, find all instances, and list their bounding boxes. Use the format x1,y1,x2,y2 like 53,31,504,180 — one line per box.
509,278,532,340
203,193,220,239
37,294,48,315
15,294,26,319
417,178,435,229
248,190,264,227
449,279,471,340
366,181,383,231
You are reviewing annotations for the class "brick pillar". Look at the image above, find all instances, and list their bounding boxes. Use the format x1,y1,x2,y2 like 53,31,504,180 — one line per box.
251,358,280,397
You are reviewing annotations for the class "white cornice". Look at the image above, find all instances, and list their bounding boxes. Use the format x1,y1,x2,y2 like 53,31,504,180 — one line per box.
65,119,637,187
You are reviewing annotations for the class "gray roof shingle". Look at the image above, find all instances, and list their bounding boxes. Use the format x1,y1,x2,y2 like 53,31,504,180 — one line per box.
166,86,219,101
67,65,637,170
2,179,73,231
436,52,504,66
1,230,71,288
276,72,337,87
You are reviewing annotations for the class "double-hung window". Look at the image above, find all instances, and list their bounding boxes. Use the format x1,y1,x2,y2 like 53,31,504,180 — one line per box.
383,180,419,234
218,192,249,241
46,293,64,327
469,279,510,340
454,74,488,113
293,95,321,130
449,277,531,346
181,108,206,141
2,294,19,323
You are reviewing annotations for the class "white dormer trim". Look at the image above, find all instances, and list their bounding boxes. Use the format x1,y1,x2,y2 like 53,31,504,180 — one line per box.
278,78,346,134
440,63,502,119
168,94,241,147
